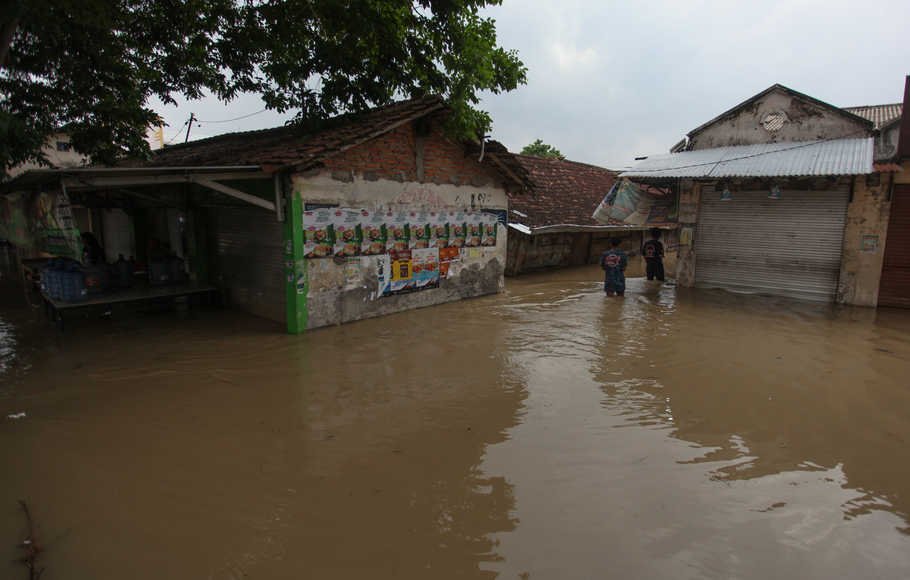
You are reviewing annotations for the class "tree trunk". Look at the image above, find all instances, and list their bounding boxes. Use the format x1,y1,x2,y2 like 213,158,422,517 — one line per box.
0,18,18,68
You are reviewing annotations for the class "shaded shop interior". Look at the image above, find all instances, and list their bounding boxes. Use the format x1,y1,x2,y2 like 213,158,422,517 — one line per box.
0,166,282,325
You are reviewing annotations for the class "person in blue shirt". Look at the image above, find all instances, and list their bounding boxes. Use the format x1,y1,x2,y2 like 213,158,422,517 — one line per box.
600,238,628,296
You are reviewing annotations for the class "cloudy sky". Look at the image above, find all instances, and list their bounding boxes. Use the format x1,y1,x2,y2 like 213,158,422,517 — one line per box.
150,0,910,170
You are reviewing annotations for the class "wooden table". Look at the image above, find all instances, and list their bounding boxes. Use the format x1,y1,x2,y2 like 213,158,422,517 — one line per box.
42,283,219,330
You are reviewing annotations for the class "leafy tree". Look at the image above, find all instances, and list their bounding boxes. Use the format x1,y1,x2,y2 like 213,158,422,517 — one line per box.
521,139,564,159
0,0,526,174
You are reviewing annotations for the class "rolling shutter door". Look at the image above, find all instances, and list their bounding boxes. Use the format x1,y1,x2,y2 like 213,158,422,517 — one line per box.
695,185,849,302
208,206,286,324
879,184,910,308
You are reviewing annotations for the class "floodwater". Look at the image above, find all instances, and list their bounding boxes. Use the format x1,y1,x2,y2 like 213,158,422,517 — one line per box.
2,264,910,579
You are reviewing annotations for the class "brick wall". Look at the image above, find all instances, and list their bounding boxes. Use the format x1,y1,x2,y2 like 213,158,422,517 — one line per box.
323,117,501,188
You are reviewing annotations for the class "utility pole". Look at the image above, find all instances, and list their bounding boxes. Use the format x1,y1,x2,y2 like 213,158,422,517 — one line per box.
184,113,195,143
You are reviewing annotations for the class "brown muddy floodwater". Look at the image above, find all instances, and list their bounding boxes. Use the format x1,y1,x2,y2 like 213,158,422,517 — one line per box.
2,265,910,579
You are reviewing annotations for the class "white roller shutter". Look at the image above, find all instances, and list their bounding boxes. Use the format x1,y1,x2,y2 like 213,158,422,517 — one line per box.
695,185,849,302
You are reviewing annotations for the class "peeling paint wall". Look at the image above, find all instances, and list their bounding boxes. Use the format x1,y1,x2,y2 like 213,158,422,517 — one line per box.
294,171,508,329
837,176,893,306
689,89,870,150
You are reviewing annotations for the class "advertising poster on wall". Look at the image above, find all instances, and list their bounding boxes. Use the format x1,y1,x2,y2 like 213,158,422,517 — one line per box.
412,247,440,289
333,209,362,257
303,208,334,258
409,210,431,249
481,213,498,247
448,210,466,248
464,211,482,247
386,210,410,252
430,211,448,248
439,246,460,278
361,210,387,255
376,253,392,296
389,248,414,293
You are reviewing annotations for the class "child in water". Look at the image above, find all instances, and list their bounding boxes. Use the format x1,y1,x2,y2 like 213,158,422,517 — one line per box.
601,238,628,296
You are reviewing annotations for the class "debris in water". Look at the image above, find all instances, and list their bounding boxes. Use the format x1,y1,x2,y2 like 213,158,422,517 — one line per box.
7,412,26,420
17,500,44,580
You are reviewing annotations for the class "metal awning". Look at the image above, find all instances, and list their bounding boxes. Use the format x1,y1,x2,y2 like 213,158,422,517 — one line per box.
508,222,676,236
1,166,283,218
620,138,874,179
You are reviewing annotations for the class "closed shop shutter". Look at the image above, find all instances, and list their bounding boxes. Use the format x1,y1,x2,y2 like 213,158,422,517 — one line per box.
695,185,849,302
208,206,286,324
879,184,910,308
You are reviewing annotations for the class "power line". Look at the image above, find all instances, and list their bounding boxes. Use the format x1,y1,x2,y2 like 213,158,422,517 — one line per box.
184,112,195,143
195,108,268,124
164,120,189,145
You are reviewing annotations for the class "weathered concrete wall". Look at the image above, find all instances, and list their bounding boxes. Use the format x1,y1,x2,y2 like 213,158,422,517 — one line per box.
689,89,870,150
294,172,508,329
506,232,578,275
837,176,893,306
505,231,671,277
675,182,701,286
875,124,901,161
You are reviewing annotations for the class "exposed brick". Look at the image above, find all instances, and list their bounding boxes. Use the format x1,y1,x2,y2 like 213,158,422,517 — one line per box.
331,170,354,182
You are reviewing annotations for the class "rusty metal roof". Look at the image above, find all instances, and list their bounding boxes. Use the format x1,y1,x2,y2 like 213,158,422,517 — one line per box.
843,103,902,130
620,138,874,179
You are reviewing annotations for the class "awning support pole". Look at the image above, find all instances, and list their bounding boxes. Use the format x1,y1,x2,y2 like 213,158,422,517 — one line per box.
273,173,285,222
192,178,275,211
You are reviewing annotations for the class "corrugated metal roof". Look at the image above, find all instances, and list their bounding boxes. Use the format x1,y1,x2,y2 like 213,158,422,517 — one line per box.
620,138,873,179
843,103,902,130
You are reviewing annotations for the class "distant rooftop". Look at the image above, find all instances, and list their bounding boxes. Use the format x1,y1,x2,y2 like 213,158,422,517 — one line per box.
843,103,902,130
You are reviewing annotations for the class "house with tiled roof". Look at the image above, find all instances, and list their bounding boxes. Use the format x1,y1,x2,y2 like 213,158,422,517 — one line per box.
843,102,904,165
504,154,676,276
1,96,529,332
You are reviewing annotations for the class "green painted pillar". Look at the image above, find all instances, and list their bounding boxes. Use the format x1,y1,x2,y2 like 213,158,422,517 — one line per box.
284,188,308,334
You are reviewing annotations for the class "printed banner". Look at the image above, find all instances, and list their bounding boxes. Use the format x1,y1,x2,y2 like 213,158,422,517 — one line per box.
361,209,387,255
32,191,83,260
303,208,334,258
412,247,440,289
593,179,678,226
332,209,362,258
439,246,460,278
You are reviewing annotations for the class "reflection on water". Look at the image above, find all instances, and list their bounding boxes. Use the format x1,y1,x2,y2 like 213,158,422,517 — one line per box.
484,269,910,579
2,265,910,579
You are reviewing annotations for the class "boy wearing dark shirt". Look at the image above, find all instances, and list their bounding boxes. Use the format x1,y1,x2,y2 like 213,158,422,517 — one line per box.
642,229,665,281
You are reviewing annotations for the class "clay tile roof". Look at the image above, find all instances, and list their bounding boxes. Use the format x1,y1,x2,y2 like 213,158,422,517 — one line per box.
508,155,619,228
843,103,902,130
146,96,446,168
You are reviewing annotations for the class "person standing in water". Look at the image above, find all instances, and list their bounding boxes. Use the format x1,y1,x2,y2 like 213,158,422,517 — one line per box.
642,228,665,281
601,238,628,297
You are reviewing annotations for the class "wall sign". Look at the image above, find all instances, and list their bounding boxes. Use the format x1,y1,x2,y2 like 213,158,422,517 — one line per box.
862,234,879,253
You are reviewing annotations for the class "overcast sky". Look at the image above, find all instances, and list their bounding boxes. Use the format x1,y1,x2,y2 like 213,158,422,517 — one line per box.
150,0,910,170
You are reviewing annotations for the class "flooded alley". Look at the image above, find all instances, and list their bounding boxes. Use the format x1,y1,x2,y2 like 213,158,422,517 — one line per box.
2,267,910,579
